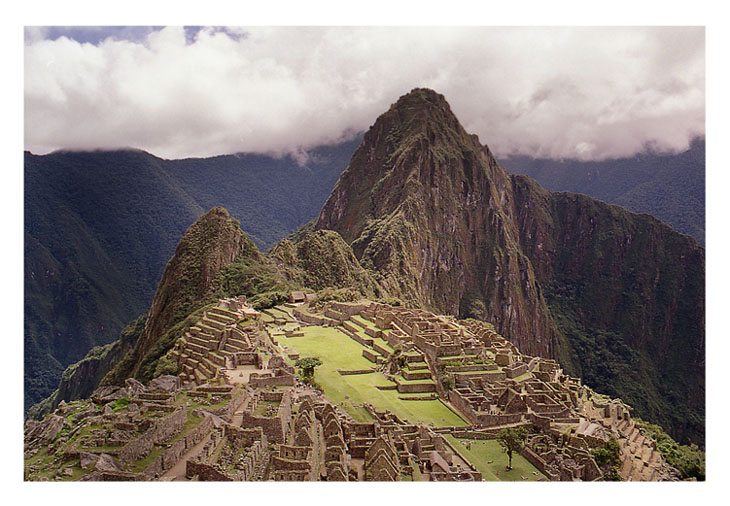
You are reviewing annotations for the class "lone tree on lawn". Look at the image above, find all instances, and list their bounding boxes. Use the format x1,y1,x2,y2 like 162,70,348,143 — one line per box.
497,427,527,470
295,357,322,381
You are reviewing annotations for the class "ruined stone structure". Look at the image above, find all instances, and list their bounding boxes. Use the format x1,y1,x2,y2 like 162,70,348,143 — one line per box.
25,299,681,482
171,298,263,385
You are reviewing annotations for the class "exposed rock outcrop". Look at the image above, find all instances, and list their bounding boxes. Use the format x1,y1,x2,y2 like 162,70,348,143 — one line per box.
317,88,560,359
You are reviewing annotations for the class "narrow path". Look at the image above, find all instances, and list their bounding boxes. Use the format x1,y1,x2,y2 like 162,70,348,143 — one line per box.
160,431,213,481
231,396,251,426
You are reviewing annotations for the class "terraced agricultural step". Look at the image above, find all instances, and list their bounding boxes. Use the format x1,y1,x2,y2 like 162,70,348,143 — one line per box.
619,457,634,479
185,341,210,356
224,343,244,354
372,342,392,358
207,312,235,326
187,347,207,363
201,316,226,331
193,357,214,376
640,446,653,462
195,322,219,336
210,306,240,318
402,369,433,381
648,451,659,466
643,466,656,481
202,356,220,373
188,335,217,350
193,368,208,383
629,459,645,481
226,338,250,351
404,354,425,363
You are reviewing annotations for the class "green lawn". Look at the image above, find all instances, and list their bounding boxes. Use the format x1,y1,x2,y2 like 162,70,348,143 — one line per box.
444,435,547,481
282,325,467,427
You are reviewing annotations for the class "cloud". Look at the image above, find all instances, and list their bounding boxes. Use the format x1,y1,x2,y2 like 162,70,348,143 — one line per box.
24,26,705,161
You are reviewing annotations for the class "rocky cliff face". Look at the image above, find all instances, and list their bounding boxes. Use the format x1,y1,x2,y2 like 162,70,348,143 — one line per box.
316,88,704,444
512,175,705,443
317,88,560,358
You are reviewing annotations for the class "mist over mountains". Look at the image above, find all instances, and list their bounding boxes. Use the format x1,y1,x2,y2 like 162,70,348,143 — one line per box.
502,138,705,246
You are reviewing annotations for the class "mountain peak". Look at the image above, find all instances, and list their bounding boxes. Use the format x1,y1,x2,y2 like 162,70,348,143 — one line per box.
392,87,449,109
316,89,558,359
103,206,260,383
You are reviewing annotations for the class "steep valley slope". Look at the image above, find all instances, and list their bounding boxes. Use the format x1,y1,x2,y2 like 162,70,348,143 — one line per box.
315,88,704,445
502,138,705,246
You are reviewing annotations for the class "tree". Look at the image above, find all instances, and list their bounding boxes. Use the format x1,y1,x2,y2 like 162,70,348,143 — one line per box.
384,345,406,375
591,437,622,481
295,357,322,380
497,427,527,470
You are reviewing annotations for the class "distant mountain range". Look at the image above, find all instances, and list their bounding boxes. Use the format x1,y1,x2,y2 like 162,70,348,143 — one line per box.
24,139,359,409
500,138,705,246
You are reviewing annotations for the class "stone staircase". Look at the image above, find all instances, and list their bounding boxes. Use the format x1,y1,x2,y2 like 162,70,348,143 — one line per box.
172,307,257,385
611,417,667,481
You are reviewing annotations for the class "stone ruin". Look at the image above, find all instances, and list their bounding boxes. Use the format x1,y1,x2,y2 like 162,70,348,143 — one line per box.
25,299,682,482
171,297,264,385
285,301,681,482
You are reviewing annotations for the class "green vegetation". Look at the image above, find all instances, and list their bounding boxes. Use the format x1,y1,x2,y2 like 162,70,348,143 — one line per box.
634,418,705,481
504,138,705,245
294,357,323,381
111,303,215,386
109,397,130,412
270,229,381,297
444,435,545,481
281,325,466,426
25,138,359,411
497,427,527,469
591,438,622,481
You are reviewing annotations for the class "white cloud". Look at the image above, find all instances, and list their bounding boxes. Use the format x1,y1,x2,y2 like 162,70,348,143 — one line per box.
24,26,705,161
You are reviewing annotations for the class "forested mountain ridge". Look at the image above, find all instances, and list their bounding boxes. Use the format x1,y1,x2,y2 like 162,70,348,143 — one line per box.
24,139,360,409
501,138,705,245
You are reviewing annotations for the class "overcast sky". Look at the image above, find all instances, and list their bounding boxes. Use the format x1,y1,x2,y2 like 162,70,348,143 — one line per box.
24,26,705,161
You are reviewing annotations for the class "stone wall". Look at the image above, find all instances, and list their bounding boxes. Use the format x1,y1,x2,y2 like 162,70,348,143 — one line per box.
144,415,215,477
292,309,337,327
362,349,379,364
521,446,560,481
328,302,368,316
249,373,295,388
118,407,187,465
337,369,375,375
185,461,232,481
324,309,349,323
396,382,435,394
472,412,523,427
201,392,247,422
